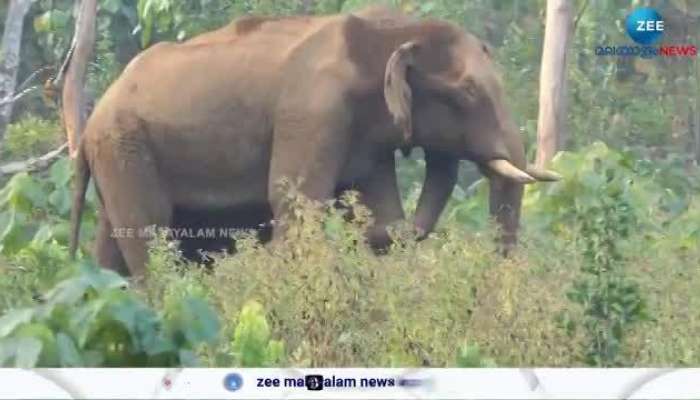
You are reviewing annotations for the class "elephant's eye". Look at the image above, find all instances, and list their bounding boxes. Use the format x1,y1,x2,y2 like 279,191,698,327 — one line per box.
440,83,474,112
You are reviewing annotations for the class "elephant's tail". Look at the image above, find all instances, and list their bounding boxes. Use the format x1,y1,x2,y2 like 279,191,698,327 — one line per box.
69,140,90,260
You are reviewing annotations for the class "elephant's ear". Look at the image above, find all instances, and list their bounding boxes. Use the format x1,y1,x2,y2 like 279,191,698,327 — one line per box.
384,41,418,142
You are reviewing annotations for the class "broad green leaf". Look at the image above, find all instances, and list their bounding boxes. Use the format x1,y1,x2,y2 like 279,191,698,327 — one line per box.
57,333,83,367
78,264,128,291
0,308,34,337
42,277,90,309
108,296,163,353
70,296,110,347
0,339,16,366
48,190,71,215
0,173,47,212
14,323,58,367
178,349,199,366
15,337,42,368
49,157,72,188
174,297,220,345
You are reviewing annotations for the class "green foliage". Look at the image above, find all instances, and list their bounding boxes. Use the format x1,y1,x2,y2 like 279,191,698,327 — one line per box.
206,185,574,367
231,301,285,367
0,157,96,257
522,142,697,236
0,263,219,367
135,0,238,46
0,155,99,314
0,241,69,316
455,342,496,367
3,117,61,160
566,165,650,366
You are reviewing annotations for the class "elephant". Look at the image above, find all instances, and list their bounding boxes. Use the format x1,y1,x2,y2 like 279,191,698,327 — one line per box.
69,6,560,278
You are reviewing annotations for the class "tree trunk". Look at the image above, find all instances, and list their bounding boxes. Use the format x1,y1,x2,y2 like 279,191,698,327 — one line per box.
535,0,573,168
695,62,700,165
62,0,97,159
695,19,700,165
0,0,34,147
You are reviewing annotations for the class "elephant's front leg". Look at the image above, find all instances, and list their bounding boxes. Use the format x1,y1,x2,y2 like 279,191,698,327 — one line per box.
267,94,352,241
358,152,405,251
413,151,459,238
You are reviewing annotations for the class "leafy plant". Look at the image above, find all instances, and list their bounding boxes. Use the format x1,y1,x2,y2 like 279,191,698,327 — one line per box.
455,341,496,367
563,153,650,366
0,157,97,257
0,263,220,367
230,301,285,367
3,117,62,160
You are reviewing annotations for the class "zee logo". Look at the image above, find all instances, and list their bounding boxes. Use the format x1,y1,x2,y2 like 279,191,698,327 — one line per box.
625,8,664,45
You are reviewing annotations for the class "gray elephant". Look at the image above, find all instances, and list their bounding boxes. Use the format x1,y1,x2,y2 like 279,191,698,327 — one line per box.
70,6,559,278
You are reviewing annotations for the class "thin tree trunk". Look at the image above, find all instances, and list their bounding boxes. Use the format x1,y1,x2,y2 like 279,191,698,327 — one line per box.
695,23,700,164
695,63,700,164
62,0,97,159
535,0,573,167
0,0,34,146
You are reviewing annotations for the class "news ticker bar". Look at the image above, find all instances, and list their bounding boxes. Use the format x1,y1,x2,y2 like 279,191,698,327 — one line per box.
1,368,699,399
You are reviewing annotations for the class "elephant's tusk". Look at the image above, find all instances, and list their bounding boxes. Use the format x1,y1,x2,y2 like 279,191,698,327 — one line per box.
487,159,536,184
525,166,563,181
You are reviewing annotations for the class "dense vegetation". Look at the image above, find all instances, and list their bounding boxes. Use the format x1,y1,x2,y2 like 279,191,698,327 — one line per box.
1,0,699,367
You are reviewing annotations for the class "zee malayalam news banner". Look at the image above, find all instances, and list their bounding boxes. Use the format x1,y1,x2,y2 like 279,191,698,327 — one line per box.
1,368,700,399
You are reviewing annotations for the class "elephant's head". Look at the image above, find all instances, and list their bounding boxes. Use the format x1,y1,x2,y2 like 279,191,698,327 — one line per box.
383,21,560,250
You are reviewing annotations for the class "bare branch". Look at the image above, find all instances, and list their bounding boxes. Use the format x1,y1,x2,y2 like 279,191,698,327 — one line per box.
53,35,78,87
0,142,68,177
0,85,40,107
17,66,53,93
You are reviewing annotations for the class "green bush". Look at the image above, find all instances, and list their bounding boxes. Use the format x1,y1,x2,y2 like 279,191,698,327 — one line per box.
456,342,496,367
230,301,285,367
567,166,650,366
3,117,62,160
0,262,219,367
1,140,699,367
203,185,575,367
0,157,97,258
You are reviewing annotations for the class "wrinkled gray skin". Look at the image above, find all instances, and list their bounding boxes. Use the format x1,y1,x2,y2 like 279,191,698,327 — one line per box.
70,6,559,278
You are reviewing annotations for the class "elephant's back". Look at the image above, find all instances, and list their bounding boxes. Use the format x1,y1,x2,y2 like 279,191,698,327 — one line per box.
81,13,358,209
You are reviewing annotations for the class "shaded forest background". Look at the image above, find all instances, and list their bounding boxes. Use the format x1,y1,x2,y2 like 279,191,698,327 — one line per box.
2,0,699,165
0,0,699,368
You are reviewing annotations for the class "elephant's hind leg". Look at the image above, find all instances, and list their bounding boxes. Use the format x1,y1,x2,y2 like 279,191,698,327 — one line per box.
94,130,172,278
98,161,172,278
94,208,129,276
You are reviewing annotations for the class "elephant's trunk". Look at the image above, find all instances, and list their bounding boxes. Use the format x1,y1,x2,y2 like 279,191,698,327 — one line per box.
486,123,529,254
488,173,523,254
